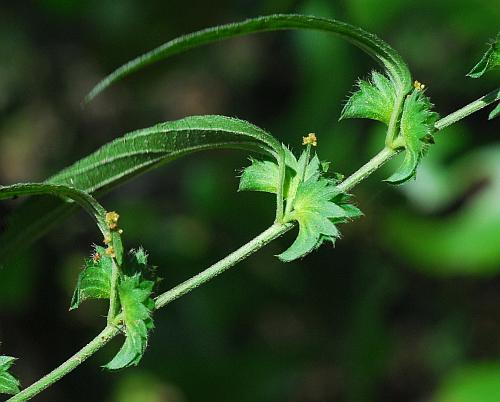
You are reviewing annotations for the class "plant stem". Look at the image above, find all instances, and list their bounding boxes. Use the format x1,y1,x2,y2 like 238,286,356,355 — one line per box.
107,259,120,324
154,222,293,309
13,87,498,401
337,147,397,193
434,87,500,130
7,325,119,402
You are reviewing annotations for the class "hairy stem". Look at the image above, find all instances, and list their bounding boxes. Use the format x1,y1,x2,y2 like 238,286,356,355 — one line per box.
107,259,120,323
337,147,397,192
7,326,119,402
274,154,286,223
434,87,500,130
154,222,293,309
12,87,498,401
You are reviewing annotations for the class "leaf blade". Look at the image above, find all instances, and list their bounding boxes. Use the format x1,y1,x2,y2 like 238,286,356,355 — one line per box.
0,115,282,263
85,14,411,103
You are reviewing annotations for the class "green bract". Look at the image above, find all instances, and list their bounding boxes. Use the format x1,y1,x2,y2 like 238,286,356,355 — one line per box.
240,145,362,261
70,246,113,310
104,272,155,370
340,71,396,125
0,355,20,395
341,71,438,184
70,247,156,370
386,90,439,184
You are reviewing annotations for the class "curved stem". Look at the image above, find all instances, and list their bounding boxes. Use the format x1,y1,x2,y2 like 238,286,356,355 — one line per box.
434,87,499,130
7,326,119,402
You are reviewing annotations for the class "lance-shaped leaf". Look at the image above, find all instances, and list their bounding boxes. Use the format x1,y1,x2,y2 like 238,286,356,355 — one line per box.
385,90,439,184
0,355,21,395
85,14,411,103
104,273,155,370
340,71,396,125
467,33,500,78
70,246,113,310
0,116,284,264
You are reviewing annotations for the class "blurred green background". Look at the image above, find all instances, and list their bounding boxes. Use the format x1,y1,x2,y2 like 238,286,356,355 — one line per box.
0,1,499,401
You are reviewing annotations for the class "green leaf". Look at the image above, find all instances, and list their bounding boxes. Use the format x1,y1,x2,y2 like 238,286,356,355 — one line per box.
104,273,155,370
240,148,362,262
467,33,500,78
385,90,439,184
489,102,500,119
0,355,21,395
278,176,361,262
85,14,411,103
340,71,396,125
70,246,113,310
0,115,283,264
432,363,500,402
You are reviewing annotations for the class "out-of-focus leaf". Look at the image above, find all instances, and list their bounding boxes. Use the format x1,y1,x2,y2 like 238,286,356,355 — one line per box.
467,33,500,78
383,145,500,275
432,363,500,402
489,102,500,119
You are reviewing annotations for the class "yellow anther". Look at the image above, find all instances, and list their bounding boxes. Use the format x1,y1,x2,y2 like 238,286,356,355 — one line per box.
92,252,101,263
103,235,112,245
105,211,120,230
105,246,115,258
413,80,426,90
302,133,318,147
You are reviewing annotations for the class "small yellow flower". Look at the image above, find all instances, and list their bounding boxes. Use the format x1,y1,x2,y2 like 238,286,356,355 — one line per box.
103,235,112,245
92,252,101,263
302,133,318,147
413,80,426,91
105,211,120,230
105,246,115,258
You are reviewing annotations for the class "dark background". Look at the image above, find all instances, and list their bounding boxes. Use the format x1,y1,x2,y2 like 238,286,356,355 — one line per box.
0,1,499,401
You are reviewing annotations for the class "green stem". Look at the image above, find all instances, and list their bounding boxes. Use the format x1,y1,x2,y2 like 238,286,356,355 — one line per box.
154,222,293,309
434,87,499,130
107,259,120,323
11,87,498,401
7,326,119,402
274,153,286,224
385,92,405,147
337,147,397,193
